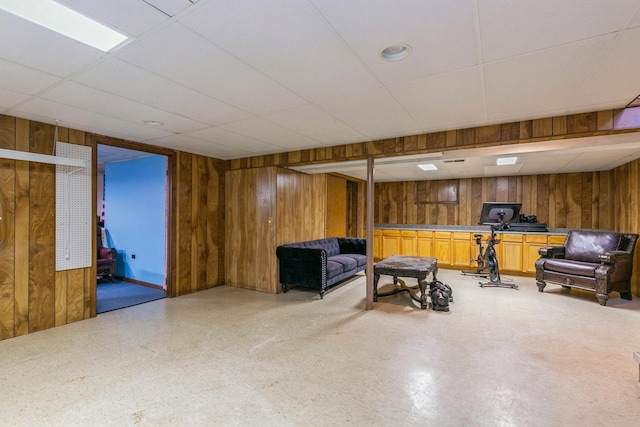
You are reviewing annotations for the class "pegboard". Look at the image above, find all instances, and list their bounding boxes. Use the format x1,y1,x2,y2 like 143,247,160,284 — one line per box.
56,142,92,271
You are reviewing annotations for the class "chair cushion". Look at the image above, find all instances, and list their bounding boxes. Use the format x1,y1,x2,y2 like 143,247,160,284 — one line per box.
98,247,112,259
564,231,621,263
543,259,598,277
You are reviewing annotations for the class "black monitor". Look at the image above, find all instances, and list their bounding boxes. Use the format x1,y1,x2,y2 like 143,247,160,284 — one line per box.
478,202,522,226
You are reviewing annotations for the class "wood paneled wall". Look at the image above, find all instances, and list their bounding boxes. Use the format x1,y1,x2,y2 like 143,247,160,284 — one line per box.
225,167,326,294
375,172,612,229
0,115,226,341
173,151,226,296
0,116,93,340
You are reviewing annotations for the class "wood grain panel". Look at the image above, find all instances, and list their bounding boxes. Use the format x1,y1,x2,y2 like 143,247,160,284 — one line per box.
0,115,15,339
28,122,56,333
176,152,193,295
326,175,347,237
14,118,29,336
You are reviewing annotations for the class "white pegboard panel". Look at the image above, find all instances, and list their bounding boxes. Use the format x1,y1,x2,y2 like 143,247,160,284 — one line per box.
56,142,92,271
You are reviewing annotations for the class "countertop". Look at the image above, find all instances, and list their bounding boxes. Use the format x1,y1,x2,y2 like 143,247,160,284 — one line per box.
374,223,569,234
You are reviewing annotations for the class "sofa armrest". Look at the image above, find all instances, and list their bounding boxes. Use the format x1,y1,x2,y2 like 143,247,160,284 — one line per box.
276,246,326,262
337,238,366,255
538,246,565,258
599,250,631,264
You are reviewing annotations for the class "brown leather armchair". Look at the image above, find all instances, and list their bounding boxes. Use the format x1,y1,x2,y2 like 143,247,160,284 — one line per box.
97,226,117,282
535,229,638,305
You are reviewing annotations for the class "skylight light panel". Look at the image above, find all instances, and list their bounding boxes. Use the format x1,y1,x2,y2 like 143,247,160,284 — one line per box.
0,0,128,52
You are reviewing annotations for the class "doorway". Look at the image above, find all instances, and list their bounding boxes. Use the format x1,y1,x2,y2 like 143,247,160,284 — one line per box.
96,144,169,313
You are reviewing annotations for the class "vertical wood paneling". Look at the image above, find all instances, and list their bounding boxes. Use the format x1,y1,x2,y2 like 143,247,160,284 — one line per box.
28,122,56,333
176,152,193,295
14,119,29,336
0,115,15,339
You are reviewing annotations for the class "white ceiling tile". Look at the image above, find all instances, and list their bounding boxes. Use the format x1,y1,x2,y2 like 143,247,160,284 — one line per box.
484,35,615,121
148,134,250,159
318,88,421,139
219,118,323,150
389,66,486,131
184,126,282,154
115,22,307,115
143,0,197,17
0,10,105,77
12,98,171,141
180,0,381,102
41,82,209,134
0,59,61,95
0,87,30,111
265,105,365,145
478,0,640,62
576,27,640,108
72,58,252,125
311,0,479,86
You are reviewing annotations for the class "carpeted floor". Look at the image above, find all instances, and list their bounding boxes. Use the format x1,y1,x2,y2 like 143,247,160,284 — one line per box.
97,280,166,314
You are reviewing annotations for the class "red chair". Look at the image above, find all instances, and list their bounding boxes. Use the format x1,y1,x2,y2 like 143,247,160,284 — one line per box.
97,226,117,282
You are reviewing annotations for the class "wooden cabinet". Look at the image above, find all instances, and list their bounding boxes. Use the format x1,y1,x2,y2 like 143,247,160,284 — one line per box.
434,231,452,265
523,234,548,273
382,229,401,258
452,232,472,267
374,228,567,276
548,235,567,246
499,233,523,272
416,231,433,257
400,230,417,255
372,229,382,261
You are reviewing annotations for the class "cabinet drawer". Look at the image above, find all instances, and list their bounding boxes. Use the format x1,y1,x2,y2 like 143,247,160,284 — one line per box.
434,231,450,239
500,233,523,242
525,234,548,243
452,232,469,240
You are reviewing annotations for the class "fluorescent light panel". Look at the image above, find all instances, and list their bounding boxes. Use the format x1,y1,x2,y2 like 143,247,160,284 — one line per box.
0,0,128,52
417,163,438,171
0,148,86,167
496,156,518,166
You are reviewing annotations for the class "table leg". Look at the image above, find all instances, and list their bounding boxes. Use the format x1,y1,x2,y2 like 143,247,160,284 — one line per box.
373,273,380,302
418,277,428,310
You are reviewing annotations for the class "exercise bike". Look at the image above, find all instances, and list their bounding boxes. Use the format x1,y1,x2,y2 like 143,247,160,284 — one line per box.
461,233,490,277
478,215,518,289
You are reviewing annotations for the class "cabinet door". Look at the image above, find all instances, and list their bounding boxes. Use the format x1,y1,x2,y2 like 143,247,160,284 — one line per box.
373,229,382,261
416,231,433,257
498,233,523,272
452,232,472,267
523,234,547,273
382,229,401,259
433,232,451,265
400,230,417,256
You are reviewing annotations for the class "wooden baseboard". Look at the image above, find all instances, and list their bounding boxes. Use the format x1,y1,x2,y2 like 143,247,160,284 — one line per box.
119,277,165,291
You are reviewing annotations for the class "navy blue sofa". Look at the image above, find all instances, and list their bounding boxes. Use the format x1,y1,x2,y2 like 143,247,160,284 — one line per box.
276,237,367,298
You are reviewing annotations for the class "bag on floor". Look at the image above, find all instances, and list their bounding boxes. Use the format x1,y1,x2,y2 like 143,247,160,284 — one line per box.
429,280,452,311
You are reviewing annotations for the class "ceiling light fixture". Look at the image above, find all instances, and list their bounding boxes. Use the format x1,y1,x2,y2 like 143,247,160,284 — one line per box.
417,163,438,171
143,120,164,127
0,148,86,167
496,156,518,166
380,43,412,61
0,0,129,52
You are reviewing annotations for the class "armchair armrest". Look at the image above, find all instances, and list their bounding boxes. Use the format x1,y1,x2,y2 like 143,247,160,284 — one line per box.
599,250,631,264
538,245,565,258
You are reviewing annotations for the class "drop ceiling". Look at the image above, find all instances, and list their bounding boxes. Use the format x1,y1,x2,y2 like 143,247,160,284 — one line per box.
2,0,640,181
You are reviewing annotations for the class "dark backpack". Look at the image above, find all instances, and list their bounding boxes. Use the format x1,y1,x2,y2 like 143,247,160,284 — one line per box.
429,281,453,311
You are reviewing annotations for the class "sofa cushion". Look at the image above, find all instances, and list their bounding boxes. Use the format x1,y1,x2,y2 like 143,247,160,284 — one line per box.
329,255,358,272
564,231,621,263
543,258,598,277
326,260,345,279
341,253,367,267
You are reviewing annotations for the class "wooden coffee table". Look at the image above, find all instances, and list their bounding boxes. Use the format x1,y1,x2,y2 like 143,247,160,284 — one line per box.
373,255,438,309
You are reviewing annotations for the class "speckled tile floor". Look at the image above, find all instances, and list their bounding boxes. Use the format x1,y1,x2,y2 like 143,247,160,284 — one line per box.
1,269,639,426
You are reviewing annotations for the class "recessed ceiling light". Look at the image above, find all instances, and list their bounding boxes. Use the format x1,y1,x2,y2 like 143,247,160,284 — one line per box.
380,44,412,61
417,163,437,171
496,157,518,166
143,120,164,127
0,0,129,52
